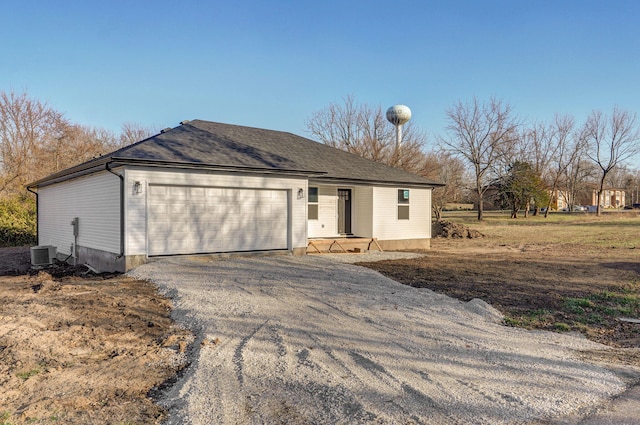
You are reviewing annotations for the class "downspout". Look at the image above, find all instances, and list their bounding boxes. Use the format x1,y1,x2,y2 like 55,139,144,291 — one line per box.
106,163,125,259
26,186,38,245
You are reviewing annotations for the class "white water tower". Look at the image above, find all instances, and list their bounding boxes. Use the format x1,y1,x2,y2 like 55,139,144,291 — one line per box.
386,104,412,154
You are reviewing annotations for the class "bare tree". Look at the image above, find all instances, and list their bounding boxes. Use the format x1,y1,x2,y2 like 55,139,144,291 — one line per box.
0,90,136,197
119,122,157,147
0,90,67,195
621,167,640,206
420,151,466,220
39,125,118,175
440,97,520,220
494,123,549,217
306,95,428,174
564,159,597,211
541,115,585,217
581,107,640,215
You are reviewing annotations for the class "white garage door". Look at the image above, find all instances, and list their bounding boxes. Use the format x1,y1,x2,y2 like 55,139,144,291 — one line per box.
148,185,288,256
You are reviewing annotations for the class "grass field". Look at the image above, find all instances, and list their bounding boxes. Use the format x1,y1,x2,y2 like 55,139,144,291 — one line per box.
444,210,640,249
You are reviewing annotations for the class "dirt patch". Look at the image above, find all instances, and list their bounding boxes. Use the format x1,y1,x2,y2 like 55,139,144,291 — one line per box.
432,219,484,238
0,247,193,424
0,246,32,276
3,218,640,423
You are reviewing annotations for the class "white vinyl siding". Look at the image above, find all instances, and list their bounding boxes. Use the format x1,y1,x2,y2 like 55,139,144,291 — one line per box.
352,186,373,237
307,185,338,237
372,187,431,240
125,168,307,255
38,171,120,256
308,184,432,241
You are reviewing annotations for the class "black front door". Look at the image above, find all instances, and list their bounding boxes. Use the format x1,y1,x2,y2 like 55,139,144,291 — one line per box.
338,189,352,235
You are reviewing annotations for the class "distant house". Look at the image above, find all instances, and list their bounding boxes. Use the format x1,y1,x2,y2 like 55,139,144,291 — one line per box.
590,188,626,208
27,120,442,272
548,187,627,210
549,189,571,210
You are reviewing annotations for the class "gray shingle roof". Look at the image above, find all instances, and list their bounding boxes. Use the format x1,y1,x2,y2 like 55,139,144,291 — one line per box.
32,120,442,187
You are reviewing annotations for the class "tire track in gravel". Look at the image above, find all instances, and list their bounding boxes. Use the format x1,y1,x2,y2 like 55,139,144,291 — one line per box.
232,319,269,386
286,277,564,423
231,275,426,421
239,268,527,423
255,276,464,422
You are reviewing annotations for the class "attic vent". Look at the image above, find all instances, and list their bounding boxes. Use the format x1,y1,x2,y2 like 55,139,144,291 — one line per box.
180,120,190,125
161,127,172,133
30,245,57,267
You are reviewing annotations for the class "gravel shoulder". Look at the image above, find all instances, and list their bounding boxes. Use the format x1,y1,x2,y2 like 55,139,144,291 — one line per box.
130,254,628,425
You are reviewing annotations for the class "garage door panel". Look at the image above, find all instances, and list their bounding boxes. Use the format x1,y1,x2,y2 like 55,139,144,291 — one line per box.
169,187,188,199
148,185,288,256
148,202,167,215
169,203,188,214
189,203,206,214
189,187,205,197
206,203,223,214
149,185,167,196
206,188,223,197
167,221,189,233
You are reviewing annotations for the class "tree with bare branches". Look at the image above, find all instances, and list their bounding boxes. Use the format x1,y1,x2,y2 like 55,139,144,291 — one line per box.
0,90,141,197
539,115,585,217
440,97,520,220
39,125,119,175
306,95,428,174
419,151,466,220
0,90,67,195
119,122,158,147
580,107,640,215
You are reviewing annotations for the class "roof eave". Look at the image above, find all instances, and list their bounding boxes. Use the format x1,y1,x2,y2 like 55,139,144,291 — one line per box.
310,176,444,188
27,157,327,189
110,157,326,177
27,157,112,189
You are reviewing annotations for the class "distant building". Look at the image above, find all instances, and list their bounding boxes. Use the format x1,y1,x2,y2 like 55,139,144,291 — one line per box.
591,188,626,208
549,189,571,210
549,187,626,210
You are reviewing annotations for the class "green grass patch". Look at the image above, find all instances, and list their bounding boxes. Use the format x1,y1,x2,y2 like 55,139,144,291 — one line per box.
0,411,13,425
16,365,42,381
505,289,640,335
504,309,555,328
565,291,640,318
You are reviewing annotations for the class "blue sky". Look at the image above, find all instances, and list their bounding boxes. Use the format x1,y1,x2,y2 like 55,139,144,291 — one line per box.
3,0,639,154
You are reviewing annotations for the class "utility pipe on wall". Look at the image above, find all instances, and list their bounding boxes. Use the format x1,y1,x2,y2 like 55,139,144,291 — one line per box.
106,163,125,260
26,186,39,244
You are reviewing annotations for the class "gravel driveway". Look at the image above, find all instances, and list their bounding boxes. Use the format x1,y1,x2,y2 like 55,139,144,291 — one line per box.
130,254,624,424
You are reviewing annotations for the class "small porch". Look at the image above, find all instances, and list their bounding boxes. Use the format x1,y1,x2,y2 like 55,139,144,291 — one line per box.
306,237,384,254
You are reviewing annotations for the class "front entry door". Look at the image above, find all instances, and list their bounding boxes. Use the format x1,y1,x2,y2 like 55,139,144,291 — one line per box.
337,189,352,235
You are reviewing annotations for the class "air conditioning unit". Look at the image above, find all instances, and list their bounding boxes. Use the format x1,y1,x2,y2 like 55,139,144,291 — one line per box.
30,245,57,267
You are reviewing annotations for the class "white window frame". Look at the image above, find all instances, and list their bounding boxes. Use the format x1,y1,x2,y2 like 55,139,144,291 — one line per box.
397,189,410,220
308,187,319,220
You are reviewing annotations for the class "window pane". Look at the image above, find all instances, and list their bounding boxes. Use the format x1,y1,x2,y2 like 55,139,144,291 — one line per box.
398,189,410,204
398,205,410,220
308,187,318,203
308,204,319,220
